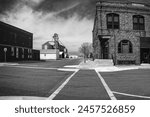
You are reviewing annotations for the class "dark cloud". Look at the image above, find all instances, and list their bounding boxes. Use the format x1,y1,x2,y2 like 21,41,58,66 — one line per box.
59,0,96,19
0,0,18,13
35,0,96,19
0,0,96,19
35,0,79,12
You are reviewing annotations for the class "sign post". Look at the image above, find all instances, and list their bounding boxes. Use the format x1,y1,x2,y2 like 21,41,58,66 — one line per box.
4,48,7,62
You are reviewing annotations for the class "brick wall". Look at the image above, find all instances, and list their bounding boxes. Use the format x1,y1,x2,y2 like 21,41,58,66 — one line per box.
93,1,150,64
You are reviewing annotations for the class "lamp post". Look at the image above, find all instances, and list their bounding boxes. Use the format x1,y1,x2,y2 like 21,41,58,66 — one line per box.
4,48,7,62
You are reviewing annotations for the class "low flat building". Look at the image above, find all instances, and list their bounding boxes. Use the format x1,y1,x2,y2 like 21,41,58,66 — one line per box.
69,55,78,59
40,49,59,60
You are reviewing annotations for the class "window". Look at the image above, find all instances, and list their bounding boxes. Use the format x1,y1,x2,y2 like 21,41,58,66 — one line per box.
11,47,14,56
118,40,132,53
133,15,145,30
107,13,119,29
16,48,19,58
14,33,17,44
28,49,32,59
22,48,24,59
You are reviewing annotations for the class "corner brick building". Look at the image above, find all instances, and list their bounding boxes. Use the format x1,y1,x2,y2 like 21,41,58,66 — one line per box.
93,0,150,65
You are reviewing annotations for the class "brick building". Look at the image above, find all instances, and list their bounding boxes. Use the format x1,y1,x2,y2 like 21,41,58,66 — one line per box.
0,21,40,62
93,0,150,65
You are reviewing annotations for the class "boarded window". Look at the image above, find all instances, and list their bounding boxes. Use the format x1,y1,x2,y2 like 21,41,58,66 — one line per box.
118,40,133,53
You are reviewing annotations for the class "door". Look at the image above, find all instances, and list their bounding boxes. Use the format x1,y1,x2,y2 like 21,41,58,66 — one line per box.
102,41,109,59
141,48,150,63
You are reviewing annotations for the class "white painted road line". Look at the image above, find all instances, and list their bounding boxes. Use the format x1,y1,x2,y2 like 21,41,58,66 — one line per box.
0,96,47,100
6,65,58,70
47,69,79,100
113,91,150,99
6,65,79,71
57,68,78,72
95,70,117,100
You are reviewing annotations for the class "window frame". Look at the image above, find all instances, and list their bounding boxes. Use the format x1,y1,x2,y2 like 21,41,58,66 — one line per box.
133,15,145,30
107,13,120,29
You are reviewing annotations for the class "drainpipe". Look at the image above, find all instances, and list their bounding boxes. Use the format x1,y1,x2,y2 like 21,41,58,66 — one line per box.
99,1,103,59
114,34,116,65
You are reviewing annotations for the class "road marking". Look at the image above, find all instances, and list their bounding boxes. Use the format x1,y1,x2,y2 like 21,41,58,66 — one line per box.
0,96,47,100
6,65,58,70
7,65,79,71
63,65,79,68
113,91,150,99
57,68,78,72
47,69,79,100
95,70,117,100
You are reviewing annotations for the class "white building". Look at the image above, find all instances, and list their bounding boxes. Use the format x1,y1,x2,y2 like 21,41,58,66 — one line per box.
40,49,59,60
40,33,68,60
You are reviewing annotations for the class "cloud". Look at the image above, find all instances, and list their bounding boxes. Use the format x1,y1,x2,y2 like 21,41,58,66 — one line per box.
56,2,80,15
0,0,95,52
21,0,45,8
0,0,18,13
35,0,96,19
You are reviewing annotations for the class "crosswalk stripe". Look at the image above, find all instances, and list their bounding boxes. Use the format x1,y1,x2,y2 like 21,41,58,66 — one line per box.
95,70,117,100
47,69,79,100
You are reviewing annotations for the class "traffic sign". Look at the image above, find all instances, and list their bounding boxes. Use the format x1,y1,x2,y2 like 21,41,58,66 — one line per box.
4,48,7,52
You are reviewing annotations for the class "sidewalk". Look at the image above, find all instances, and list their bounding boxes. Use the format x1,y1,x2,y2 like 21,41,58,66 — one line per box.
0,62,19,66
65,60,150,72
0,96,46,100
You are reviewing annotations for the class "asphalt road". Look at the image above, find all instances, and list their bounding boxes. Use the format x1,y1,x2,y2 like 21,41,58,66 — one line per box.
0,59,150,100
100,69,150,100
0,59,81,97
0,66,74,97
18,58,82,68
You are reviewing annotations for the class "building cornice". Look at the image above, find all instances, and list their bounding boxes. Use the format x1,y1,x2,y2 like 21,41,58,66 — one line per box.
96,1,150,13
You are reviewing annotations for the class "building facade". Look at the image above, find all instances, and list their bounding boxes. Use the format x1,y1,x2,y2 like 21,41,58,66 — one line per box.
40,33,68,60
0,21,40,62
40,41,59,60
93,0,150,65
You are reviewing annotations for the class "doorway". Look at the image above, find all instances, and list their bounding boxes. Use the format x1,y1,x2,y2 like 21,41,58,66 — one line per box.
141,48,150,63
101,40,109,59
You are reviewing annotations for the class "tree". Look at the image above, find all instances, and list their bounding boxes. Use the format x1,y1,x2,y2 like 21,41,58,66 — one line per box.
79,42,92,63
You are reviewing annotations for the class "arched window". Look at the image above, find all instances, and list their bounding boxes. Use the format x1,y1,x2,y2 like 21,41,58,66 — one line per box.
107,13,119,29
118,40,132,53
133,15,145,30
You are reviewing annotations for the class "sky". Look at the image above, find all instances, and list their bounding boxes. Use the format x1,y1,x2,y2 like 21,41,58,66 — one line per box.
0,0,96,52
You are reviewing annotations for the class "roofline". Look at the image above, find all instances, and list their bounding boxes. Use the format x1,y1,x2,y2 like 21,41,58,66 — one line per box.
0,21,32,35
97,0,150,6
42,41,65,47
